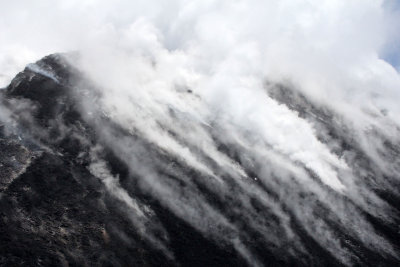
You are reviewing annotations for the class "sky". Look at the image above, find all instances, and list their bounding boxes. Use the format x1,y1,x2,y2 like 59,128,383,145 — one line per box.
381,0,400,69
0,0,399,128
0,0,399,86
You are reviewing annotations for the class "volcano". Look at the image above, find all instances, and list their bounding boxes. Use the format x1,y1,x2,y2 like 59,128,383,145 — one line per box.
0,54,399,266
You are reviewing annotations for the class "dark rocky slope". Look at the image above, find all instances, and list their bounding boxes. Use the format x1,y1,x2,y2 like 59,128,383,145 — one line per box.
0,55,248,266
0,54,399,266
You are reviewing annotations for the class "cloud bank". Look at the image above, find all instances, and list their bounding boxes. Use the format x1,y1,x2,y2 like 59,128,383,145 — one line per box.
1,0,400,265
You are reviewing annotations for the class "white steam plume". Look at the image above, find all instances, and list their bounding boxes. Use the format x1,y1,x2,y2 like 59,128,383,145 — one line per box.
1,0,400,265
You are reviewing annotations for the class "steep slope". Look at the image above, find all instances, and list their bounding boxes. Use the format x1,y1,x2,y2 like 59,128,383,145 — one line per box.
0,54,399,266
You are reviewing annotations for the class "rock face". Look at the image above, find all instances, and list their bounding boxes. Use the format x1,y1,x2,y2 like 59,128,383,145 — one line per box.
0,54,399,266
0,54,249,266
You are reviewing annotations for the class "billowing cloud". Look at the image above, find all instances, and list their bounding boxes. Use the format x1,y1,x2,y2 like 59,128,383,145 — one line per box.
1,0,400,265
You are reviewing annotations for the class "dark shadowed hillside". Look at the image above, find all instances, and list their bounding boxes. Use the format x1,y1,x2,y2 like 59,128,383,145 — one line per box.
0,54,399,266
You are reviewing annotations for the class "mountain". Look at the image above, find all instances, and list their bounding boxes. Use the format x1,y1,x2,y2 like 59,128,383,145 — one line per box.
0,54,399,266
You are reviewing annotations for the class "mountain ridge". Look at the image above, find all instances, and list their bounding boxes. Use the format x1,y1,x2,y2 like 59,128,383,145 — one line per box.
0,54,399,266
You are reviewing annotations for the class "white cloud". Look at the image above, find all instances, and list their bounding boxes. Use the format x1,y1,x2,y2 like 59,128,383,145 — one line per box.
1,0,400,264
